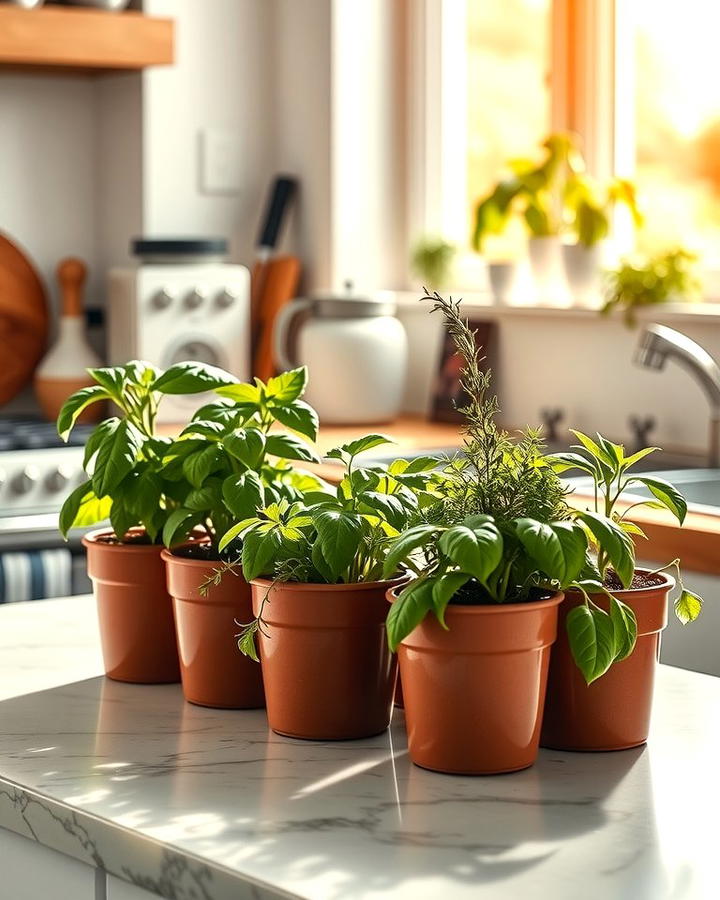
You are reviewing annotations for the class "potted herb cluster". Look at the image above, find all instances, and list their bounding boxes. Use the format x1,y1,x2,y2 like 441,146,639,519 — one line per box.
221,434,438,740
58,360,238,684
542,434,703,750
161,367,324,709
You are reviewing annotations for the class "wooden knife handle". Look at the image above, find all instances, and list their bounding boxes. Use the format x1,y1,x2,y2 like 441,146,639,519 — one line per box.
57,257,87,318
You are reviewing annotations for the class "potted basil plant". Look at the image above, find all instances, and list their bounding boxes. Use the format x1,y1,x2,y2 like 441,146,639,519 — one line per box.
218,434,439,740
161,366,324,709
542,433,703,751
58,359,239,684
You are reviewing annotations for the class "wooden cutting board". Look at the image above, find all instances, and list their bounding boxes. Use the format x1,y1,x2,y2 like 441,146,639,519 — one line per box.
0,233,49,405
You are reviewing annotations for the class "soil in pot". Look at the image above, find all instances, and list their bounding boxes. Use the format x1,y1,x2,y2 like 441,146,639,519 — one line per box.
250,578,398,741
541,570,673,752
393,587,563,775
83,528,180,684
163,547,265,709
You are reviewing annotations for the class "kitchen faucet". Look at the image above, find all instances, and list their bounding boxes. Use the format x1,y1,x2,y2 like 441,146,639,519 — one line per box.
635,323,720,467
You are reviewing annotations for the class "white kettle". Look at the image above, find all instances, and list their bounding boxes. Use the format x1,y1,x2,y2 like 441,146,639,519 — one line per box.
273,288,408,424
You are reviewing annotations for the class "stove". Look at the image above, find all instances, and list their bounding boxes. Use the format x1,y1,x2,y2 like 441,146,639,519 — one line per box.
0,418,90,537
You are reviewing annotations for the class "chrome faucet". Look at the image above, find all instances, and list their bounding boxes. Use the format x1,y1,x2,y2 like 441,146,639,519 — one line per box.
635,323,720,467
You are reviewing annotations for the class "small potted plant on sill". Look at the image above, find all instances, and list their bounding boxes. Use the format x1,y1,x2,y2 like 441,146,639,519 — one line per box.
383,293,614,775
58,359,238,684
601,248,701,326
473,133,583,304
542,433,703,751
161,366,324,710
562,174,643,307
218,435,439,741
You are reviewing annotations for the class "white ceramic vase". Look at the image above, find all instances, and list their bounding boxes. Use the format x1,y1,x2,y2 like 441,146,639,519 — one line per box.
562,241,606,308
528,235,567,305
487,261,518,306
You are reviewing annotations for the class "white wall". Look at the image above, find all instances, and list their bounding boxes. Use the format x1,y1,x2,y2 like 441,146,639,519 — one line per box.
0,76,100,320
142,0,275,265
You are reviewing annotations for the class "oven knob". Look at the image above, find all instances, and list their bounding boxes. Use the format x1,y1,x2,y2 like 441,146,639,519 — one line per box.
11,465,39,495
152,288,175,310
46,465,74,493
216,288,238,309
185,288,207,310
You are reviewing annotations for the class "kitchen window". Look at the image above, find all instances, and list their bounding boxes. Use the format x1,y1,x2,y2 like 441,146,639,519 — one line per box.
413,0,720,290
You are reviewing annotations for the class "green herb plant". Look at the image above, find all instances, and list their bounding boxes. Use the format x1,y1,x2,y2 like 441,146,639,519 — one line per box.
410,237,456,289
472,133,583,251
217,434,440,659
384,293,650,685
602,248,700,326
58,360,239,542
161,366,324,556
563,174,643,247
546,432,704,638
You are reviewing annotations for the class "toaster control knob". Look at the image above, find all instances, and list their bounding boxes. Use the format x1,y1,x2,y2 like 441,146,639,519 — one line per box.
46,465,73,493
185,288,207,310
216,289,238,309
152,288,175,310
11,465,39,495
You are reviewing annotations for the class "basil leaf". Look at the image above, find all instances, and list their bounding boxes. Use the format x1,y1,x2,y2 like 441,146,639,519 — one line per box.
566,603,617,684
163,507,203,548
153,362,238,394
268,398,319,441
222,471,266,519
242,528,282,581
578,510,636,588
59,481,111,538
382,524,439,579
182,446,221,488
264,367,308,403
265,433,320,463
223,428,267,468
674,588,703,625
431,572,470,628
312,508,363,579
92,420,143,498
386,580,434,652
629,475,688,525
609,595,638,661
57,385,109,441
438,520,502,582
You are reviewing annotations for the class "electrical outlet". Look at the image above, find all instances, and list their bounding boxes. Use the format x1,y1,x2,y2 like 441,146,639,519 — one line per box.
199,129,242,195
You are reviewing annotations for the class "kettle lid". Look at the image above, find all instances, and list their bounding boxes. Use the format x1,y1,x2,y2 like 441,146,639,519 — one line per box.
311,281,396,318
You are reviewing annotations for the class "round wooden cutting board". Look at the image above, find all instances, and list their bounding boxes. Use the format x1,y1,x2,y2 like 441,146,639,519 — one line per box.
0,233,49,405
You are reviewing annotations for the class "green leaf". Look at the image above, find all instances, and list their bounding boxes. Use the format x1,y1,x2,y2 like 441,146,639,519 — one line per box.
390,455,442,474
386,580,434,652
313,508,363,579
222,471,266,519
59,481,111,538
87,366,124,398
578,510,636,587
431,573,470,628
265,433,320,463
570,429,613,466
184,479,223,513
82,417,121,469
223,428,267,468
237,623,260,662
109,495,134,542
153,362,238,394
181,419,226,439
609,595,638,661
630,476,688,525
516,519,587,586
621,446,660,470
92,420,144,498
264,367,308,402
544,451,598,476
218,518,259,552
438,520,503,582
267,399,319,441
163,508,203,548
182,446,221,488
57,385,109,441
215,382,261,405
242,528,282,581
328,434,394,462
674,588,703,625
357,491,409,531
384,525,439,581
566,603,617,684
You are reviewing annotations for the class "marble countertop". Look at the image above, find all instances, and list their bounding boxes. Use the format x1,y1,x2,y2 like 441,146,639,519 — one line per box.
0,598,717,900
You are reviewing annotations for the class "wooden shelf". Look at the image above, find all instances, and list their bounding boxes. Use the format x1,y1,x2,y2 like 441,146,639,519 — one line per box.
0,6,173,74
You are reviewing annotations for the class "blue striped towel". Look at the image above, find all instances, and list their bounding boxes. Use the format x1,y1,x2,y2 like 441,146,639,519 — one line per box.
0,549,72,603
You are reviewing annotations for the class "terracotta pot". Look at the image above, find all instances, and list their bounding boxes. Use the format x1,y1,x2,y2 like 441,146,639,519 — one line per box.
392,588,564,775
250,578,399,740
82,529,180,684
541,572,673,751
163,549,265,709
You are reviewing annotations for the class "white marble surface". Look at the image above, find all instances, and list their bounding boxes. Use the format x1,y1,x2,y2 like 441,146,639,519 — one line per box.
0,599,718,899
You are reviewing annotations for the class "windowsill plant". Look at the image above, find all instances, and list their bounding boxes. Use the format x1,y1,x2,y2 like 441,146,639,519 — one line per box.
160,366,324,709
541,433,703,750
218,434,439,740
57,360,239,684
